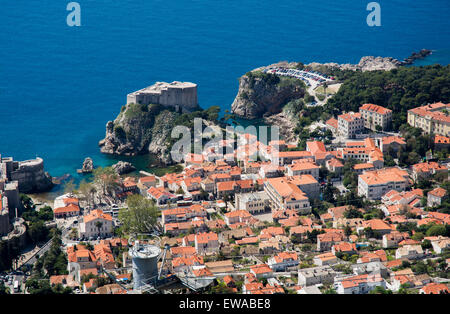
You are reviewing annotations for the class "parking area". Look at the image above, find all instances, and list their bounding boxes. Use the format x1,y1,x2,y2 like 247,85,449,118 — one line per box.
262,67,335,89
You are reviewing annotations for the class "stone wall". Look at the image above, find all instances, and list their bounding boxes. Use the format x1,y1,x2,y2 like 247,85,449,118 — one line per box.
9,158,53,193
0,195,10,236
127,81,198,112
3,181,20,219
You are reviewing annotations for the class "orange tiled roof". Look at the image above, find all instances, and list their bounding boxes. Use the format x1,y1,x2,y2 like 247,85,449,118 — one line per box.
382,136,406,146
139,176,156,183
172,255,204,268
353,163,375,170
363,219,392,231
273,251,298,263
360,103,392,115
359,167,409,186
327,158,344,168
338,112,363,122
193,267,214,277
306,141,326,153
195,232,218,244
84,209,112,223
333,242,357,253
326,118,338,129
408,102,450,124
421,283,449,294
63,197,79,206
54,203,80,214
288,162,319,171
428,187,447,198
412,162,447,174
340,273,383,289
250,263,273,274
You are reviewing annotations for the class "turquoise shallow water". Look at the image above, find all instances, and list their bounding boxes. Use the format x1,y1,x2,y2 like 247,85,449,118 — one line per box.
0,0,449,182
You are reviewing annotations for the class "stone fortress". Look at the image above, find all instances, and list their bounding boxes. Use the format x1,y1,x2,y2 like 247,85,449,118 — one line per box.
0,155,53,194
126,81,198,112
1,155,53,236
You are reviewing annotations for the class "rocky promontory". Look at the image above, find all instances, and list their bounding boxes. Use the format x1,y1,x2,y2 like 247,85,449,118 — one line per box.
402,49,432,65
230,55,417,142
307,55,403,72
231,70,306,120
230,54,423,122
99,101,223,165
99,103,180,164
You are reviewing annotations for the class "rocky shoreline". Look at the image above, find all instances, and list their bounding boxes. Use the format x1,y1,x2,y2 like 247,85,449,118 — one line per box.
401,49,432,65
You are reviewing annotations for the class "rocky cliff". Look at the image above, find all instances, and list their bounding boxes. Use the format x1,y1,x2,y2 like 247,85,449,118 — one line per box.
231,71,306,120
99,103,179,164
99,103,222,165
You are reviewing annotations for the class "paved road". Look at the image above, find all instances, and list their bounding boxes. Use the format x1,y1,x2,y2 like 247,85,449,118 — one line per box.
3,274,25,294
21,225,72,268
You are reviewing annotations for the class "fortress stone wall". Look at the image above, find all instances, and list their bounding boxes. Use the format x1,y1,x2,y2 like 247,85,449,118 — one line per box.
127,81,198,112
0,195,10,236
10,158,53,193
1,156,53,193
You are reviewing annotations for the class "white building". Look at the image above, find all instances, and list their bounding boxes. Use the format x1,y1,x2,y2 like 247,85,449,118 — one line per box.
359,103,392,131
395,245,424,260
298,266,337,287
427,187,447,208
286,161,320,180
338,112,365,139
194,232,219,255
358,167,410,200
79,209,114,239
267,252,299,272
430,237,450,254
234,191,270,215
335,273,386,294
264,176,312,214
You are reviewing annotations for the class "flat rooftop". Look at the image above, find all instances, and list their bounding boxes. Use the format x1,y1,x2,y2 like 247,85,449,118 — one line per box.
128,81,197,96
238,191,270,203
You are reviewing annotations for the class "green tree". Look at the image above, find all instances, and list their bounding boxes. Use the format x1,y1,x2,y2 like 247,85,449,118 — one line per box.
42,231,68,276
0,282,10,295
28,220,50,244
20,194,35,215
119,194,160,235
344,207,363,219
426,224,446,237
37,206,54,221
364,227,375,239
51,283,73,294
64,179,77,195
93,166,119,196
78,180,96,208
25,278,53,294
370,286,393,294
322,287,337,294
344,225,352,237
397,283,412,294
421,239,432,250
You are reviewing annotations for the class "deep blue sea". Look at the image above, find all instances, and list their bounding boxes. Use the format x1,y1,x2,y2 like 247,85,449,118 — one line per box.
1,0,450,182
